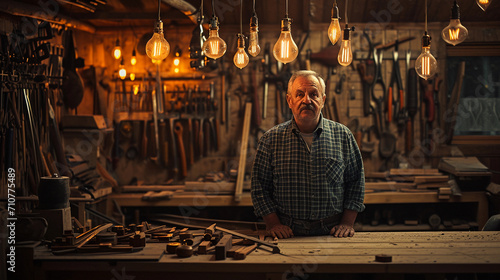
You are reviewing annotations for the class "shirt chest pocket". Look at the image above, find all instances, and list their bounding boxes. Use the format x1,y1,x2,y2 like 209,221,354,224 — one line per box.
324,158,344,185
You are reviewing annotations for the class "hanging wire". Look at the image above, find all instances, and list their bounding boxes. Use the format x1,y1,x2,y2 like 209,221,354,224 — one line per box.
212,0,216,15
424,0,428,32
240,0,243,35
345,0,349,25
200,0,204,16
285,0,289,17
157,0,161,20
253,0,256,13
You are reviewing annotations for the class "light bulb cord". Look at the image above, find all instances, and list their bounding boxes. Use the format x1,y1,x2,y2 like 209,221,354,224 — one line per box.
212,0,216,16
424,0,428,32
345,0,348,25
253,0,256,13
157,0,161,21
240,0,243,35
285,0,289,18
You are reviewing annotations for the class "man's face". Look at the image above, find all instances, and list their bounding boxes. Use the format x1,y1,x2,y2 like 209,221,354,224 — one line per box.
286,75,326,123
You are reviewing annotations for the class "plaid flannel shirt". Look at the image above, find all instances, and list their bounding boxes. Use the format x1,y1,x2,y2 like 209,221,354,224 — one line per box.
251,115,365,220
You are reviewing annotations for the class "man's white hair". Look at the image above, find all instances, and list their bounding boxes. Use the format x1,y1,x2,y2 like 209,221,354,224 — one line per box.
287,70,326,97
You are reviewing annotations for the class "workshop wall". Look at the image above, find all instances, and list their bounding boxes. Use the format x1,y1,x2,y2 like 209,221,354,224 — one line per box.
67,21,500,186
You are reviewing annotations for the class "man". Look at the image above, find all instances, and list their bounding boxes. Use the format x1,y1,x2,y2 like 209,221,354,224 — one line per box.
251,70,365,239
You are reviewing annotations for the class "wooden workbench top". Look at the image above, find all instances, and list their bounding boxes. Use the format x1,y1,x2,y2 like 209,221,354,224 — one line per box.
34,231,500,277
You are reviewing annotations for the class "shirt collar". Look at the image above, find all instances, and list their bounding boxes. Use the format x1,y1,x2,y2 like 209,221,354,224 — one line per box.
291,114,324,136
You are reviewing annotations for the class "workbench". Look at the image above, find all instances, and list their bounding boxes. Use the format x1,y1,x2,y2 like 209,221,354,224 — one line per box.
29,231,500,280
106,191,489,228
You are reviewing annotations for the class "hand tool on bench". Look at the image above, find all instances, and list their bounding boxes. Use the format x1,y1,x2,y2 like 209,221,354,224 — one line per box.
233,243,258,260
53,223,113,254
152,218,281,254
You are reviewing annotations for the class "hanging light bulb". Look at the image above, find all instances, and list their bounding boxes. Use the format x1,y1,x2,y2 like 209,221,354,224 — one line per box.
173,46,181,66
130,73,136,81
130,49,137,66
442,1,468,46
338,25,354,67
415,32,438,80
146,0,170,61
118,58,127,80
234,34,249,69
248,0,260,57
113,39,122,60
416,0,437,80
203,15,227,59
133,85,140,95
273,18,298,64
476,0,491,11
328,0,341,45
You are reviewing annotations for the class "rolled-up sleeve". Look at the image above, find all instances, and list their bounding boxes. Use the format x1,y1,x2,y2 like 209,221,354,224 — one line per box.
251,134,277,217
342,131,365,213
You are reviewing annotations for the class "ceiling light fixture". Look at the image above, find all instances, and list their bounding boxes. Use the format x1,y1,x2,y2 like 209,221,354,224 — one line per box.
338,0,354,67
113,39,122,60
131,48,137,65
273,0,298,64
476,0,491,11
234,0,249,69
248,0,261,57
118,57,127,80
189,0,206,69
203,0,227,60
441,0,468,46
328,0,341,45
146,0,170,61
415,0,438,80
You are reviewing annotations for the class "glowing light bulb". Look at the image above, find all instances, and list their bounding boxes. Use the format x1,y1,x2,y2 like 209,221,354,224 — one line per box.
174,68,179,73
273,18,298,64
174,57,180,66
328,2,341,45
476,0,491,11
146,20,170,61
133,85,139,95
131,49,137,65
338,25,354,67
118,58,126,80
248,14,261,57
203,16,227,60
113,39,121,60
234,35,249,69
129,73,135,81
442,1,468,46
415,33,438,80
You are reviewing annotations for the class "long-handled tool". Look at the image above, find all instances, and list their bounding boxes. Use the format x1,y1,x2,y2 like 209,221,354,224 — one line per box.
153,219,280,254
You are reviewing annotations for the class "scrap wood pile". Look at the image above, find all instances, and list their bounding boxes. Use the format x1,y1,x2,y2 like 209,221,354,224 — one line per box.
365,169,453,198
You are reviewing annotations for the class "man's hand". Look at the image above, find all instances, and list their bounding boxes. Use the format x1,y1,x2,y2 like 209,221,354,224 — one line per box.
268,224,294,239
263,213,294,239
330,224,355,237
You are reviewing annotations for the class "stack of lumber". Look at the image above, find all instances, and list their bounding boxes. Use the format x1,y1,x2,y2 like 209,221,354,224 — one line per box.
365,169,450,194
